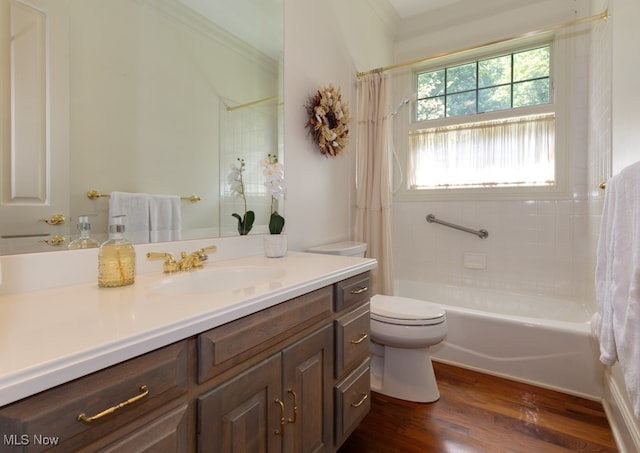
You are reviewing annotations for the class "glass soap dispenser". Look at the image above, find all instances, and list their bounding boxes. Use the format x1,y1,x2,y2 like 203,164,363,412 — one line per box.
68,215,100,250
98,215,136,288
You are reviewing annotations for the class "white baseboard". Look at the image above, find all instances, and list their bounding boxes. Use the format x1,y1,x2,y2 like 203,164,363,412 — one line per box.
603,370,640,453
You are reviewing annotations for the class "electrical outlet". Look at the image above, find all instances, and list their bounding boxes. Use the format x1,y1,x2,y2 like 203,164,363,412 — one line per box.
463,252,486,269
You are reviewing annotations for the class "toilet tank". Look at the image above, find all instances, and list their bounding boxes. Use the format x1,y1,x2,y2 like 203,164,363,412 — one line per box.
307,241,367,257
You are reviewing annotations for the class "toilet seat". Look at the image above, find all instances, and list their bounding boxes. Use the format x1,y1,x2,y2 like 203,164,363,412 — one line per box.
371,295,445,326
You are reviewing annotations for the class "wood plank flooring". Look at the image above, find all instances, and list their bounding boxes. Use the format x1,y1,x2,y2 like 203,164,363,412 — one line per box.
338,362,618,453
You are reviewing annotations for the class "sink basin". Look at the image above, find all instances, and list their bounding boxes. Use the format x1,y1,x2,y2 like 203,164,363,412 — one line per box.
151,265,286,295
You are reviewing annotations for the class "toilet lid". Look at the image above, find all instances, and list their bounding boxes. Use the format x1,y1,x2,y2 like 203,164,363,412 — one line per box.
371,295,445,326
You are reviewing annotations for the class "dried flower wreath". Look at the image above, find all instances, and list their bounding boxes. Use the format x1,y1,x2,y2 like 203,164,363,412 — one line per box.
305,85,350,157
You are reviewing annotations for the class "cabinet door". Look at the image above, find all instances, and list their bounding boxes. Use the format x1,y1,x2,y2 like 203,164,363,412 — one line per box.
0,0,71,246
198,354,283,453
282,325,333,453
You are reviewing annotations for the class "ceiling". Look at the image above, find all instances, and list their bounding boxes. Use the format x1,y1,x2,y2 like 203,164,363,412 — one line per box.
177,0,282,59
387,0,464,18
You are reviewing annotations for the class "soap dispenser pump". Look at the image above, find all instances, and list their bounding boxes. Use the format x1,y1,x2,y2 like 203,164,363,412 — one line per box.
98,215,136,288
68,215,100,250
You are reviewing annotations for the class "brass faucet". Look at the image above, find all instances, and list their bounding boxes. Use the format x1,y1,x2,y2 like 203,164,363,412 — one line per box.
146,245,217,273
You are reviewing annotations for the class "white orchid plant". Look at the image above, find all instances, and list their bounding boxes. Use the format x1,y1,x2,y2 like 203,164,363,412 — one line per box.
262,154,286,234
228,158,255,235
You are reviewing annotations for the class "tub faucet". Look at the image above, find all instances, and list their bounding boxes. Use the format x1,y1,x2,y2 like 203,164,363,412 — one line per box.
146,245,217,273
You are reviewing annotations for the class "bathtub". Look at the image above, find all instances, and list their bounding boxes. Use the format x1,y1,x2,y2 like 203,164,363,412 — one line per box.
395,280,604,399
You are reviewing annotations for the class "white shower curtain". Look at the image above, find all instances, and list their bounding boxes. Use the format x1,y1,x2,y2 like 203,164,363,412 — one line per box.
355,73,394,295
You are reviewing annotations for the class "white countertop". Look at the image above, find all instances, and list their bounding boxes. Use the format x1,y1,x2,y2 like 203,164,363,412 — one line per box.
0,251,376,406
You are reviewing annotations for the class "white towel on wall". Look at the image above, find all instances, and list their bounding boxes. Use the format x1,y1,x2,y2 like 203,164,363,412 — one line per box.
108,191,150,244
594,160,640,418
149,195,182,243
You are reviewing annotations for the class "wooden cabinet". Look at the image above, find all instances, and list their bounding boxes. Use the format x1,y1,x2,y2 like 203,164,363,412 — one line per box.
333,273,371,312
335,303,370,378
74,402,190,453
0,272,371,453
334,359,371,447
198,353,283,452
332,274,372,449
197,287,333,384
282,325,334,453
0,340,191,452
198,325,333,453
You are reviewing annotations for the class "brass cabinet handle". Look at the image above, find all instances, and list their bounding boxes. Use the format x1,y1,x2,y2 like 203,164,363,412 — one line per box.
351,392,369,408
39,214,66,225
77,385,149,423
351,332,369,345
287,389,298,423
274,398,285,435
350,286,368,295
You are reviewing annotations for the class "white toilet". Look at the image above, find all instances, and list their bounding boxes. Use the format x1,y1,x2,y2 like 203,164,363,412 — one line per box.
370,295,446,402
307,241,447,403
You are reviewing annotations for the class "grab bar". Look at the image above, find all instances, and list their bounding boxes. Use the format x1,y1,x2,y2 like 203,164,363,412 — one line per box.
426,214,488,239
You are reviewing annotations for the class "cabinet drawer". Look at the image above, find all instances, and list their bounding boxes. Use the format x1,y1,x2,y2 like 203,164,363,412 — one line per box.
75,402,189,453
0,341,189,452
334,358,371,446
334,272,371,312
198,286,332,383
335,302,370,378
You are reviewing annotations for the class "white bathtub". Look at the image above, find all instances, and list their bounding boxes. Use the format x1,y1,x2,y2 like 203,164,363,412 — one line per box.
395,280,604,399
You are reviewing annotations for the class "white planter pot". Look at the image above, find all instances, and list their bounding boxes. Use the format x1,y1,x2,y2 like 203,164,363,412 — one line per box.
263,234,287,258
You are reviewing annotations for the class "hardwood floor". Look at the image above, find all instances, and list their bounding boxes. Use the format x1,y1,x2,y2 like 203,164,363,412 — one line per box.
338,362,618,453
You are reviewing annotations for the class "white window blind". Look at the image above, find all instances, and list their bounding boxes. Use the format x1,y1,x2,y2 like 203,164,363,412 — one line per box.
408,113,555,189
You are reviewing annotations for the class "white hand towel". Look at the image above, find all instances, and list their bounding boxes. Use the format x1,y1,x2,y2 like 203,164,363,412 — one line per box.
595,160,640,418
108,191,150,244
149,195,182,243
594,176,617,366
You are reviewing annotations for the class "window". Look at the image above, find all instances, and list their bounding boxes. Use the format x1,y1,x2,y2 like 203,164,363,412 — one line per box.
406,43,558,195
416,46,551,121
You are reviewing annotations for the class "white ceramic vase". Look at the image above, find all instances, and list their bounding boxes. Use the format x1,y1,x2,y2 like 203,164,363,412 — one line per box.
263,234,287,258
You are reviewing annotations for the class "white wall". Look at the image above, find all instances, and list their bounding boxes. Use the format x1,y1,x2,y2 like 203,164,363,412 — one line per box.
611,0,640,174
282,0,394,252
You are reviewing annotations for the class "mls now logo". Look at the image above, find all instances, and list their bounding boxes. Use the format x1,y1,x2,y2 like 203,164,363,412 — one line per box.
3,434,60,446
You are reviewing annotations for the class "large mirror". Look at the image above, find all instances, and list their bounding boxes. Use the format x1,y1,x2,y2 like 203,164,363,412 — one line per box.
0,0,283,255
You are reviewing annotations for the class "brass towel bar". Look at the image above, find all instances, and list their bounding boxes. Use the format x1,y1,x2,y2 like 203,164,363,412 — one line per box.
87,189,201,203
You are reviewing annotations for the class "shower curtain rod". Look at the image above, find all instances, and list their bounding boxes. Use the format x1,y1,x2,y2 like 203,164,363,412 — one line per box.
355,9,608,79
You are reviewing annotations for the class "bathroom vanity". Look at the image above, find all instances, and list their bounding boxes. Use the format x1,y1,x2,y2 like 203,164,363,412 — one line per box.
0,250,375,452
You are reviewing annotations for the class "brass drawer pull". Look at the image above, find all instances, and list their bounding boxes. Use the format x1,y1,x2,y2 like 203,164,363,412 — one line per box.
287,389,298,423
351,333,369,345
351,392,369,408
274,398,285,435
350,286,368,295
77,385,149,423
40,235,66,246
